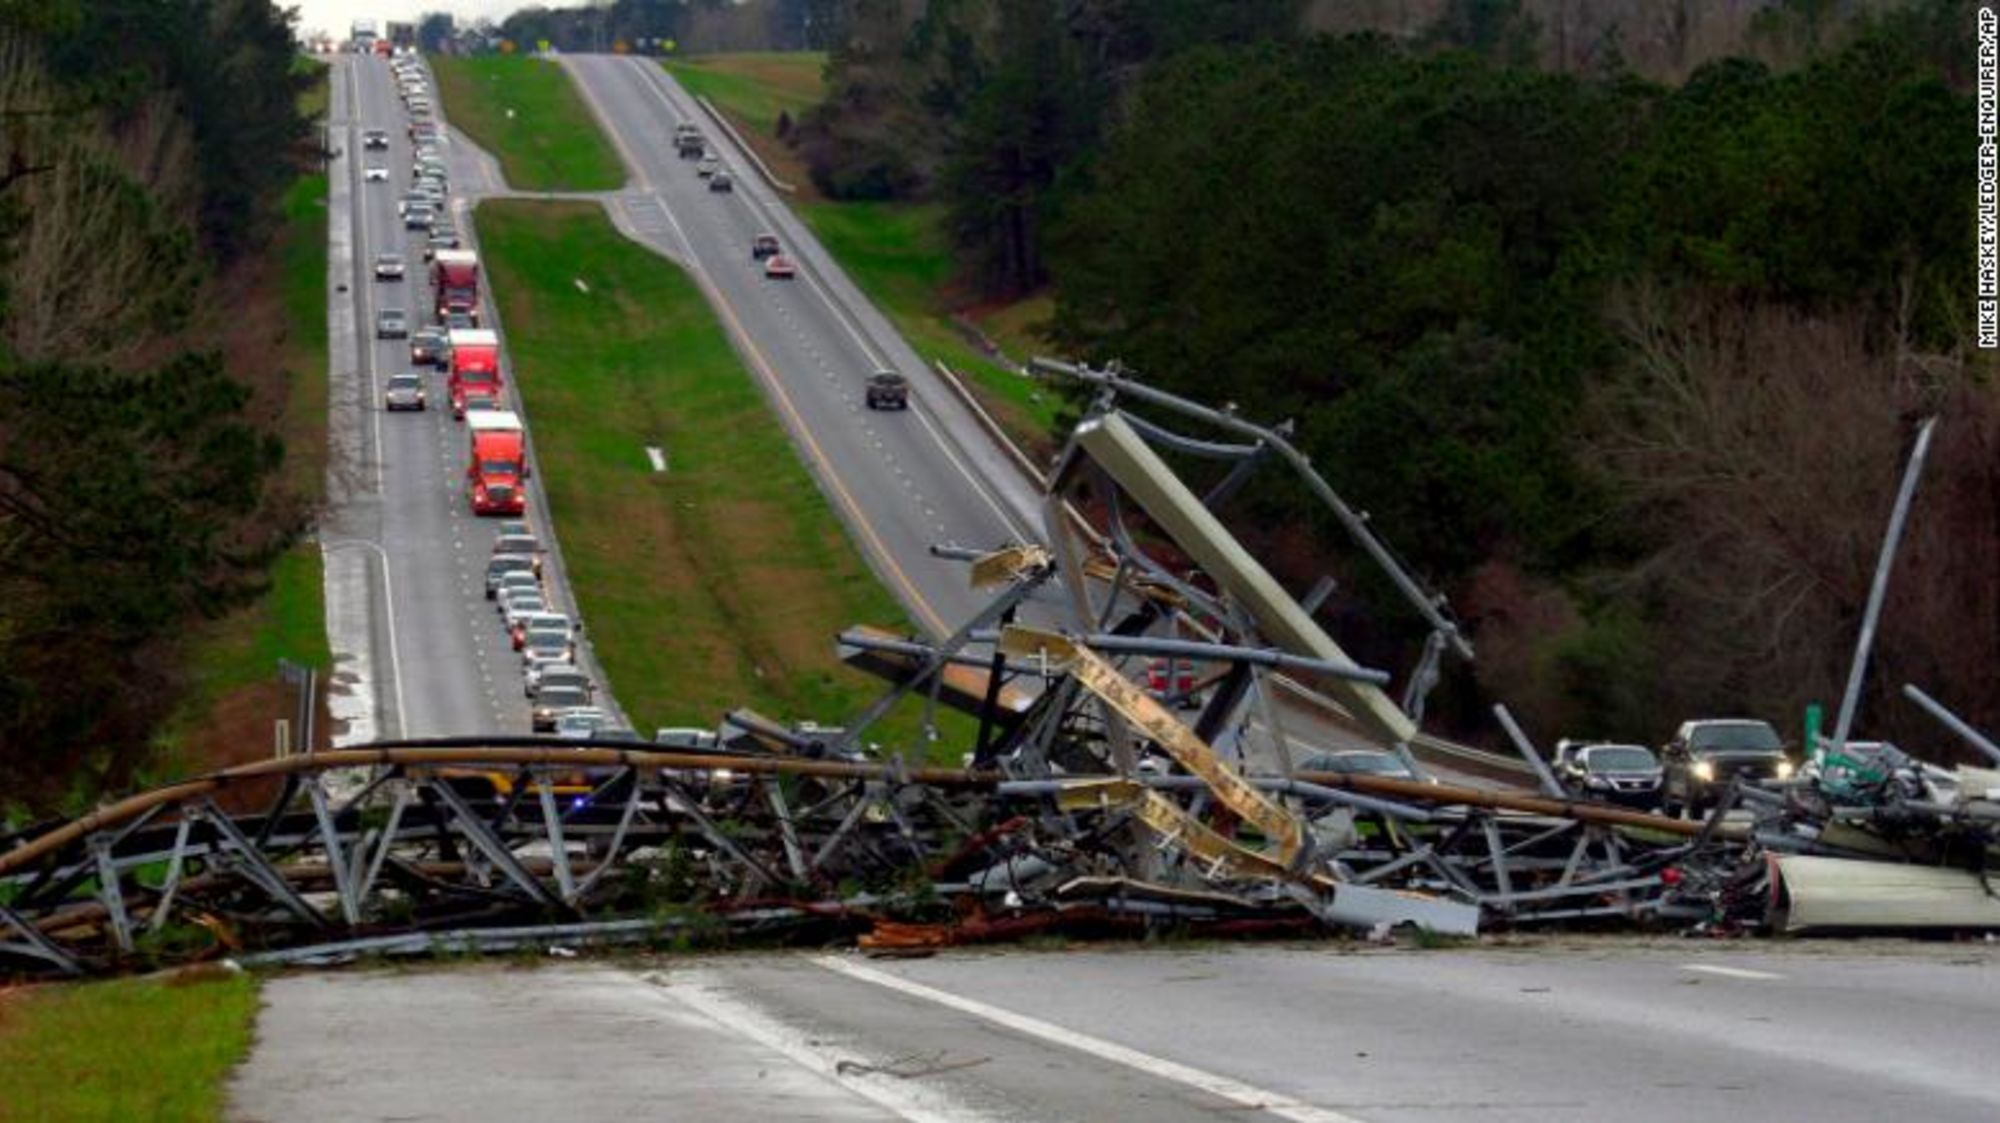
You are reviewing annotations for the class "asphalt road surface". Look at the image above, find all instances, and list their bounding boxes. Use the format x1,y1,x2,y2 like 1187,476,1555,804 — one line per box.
559,54,1051,639
231,942,2000,1122
322,54,618,742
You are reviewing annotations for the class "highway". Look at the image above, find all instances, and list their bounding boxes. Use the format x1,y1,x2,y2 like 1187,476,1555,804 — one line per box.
559,54,1050,639
229,53,1982,1123
232,942,2000,1122
322,53,617,741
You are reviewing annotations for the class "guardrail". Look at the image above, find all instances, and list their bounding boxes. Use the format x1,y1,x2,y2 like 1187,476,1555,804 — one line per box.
692,93,795,193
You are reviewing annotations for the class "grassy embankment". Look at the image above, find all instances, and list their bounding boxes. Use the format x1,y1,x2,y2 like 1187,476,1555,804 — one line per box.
171,61,333,770
0,972,260,1123
476,200,961,754
664,53,1065,457
431,55,626,192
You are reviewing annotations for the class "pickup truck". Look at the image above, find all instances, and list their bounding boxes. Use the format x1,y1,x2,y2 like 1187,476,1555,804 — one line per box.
1661,719,1794,818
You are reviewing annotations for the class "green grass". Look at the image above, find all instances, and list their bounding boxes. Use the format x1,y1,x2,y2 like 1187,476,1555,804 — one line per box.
794,201,1066,446
662,52,826,135
475,199,965,756
431,55,626,192
296,55,329,123
278,170,330,494
193,544,333,696
0,971,260,1123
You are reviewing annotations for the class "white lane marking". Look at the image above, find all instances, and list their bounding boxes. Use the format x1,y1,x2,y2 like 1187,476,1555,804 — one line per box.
657,970,989,1123
1681,964,1783,981
813,956,1369,1123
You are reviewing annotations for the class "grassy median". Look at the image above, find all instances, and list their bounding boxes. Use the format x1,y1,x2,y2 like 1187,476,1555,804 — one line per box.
0,971,260,1123
476,199,956,751
431,55,625,192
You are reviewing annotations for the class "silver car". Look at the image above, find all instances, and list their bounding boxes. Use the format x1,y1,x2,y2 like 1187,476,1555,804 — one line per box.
382,372,425,411
374,252,405,280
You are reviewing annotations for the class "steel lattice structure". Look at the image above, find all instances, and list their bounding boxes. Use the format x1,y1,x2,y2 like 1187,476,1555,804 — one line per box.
9,368,1998,976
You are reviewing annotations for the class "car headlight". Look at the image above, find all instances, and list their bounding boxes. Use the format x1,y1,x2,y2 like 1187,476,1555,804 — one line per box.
1776,759,1795,779
1692,760,1715,781
1585,776,1609,788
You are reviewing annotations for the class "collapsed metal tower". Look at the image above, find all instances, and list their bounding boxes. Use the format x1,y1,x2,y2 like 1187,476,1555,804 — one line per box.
5,367,1997,975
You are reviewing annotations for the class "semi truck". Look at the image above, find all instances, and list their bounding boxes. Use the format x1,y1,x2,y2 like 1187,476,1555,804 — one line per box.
432,249,480,323
446,328,500,418
466,409,527,517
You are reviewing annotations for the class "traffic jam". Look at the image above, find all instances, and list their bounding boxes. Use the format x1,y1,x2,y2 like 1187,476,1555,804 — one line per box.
365,53,608,740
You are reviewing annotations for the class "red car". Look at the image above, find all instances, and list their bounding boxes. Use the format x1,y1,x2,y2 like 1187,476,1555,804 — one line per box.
763,253,796,280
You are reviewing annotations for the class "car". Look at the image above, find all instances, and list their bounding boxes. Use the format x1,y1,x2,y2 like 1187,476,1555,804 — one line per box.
763,254,796,280
409,328,448,368
404,205,435,231
531,686,593,732
1661,719,1794,819
442,311,475,332
423,233,459,262
696,155,720,178
655,727,719,751
1297,750,1421,781
493,533,543,574
522,625,577,669
554,708,611,740
1553,742,1663,809
485,554,536,598
457,390,498,419
708,170,733,192
375,309,409,339
751,233,780,260
363,165,389,182
864,370,909,410
397,191,428,217
486,559,540,603
492,570,541,608
373,252,405,280
382,372,426,411
363,129,390,150
497,519,534,539
515,611,574,654
501,592,548,631
525,663,593,700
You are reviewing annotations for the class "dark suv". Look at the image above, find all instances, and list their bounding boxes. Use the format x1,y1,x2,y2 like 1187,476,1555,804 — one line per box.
1661,719,1792,818
1554,742,1663,810
865,370,909,410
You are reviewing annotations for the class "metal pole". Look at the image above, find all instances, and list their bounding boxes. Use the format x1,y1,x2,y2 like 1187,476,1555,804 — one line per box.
1034,356,1472,660
1830,417,1936,756
1493,704,1565,798
1901,683,2000,767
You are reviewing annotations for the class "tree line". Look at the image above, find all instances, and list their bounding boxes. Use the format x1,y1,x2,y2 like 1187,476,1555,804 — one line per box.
799,0,1989,751
0,0,311,808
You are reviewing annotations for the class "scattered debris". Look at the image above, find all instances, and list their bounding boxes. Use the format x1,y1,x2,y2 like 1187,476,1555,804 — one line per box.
1,372,1990,976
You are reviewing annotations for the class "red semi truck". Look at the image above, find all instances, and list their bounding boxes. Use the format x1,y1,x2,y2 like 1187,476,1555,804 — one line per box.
433,249,480,322
466,409,527,517
446,328,501,418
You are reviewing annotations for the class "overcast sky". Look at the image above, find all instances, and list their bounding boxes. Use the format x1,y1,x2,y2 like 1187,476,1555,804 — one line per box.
292,1,527,40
